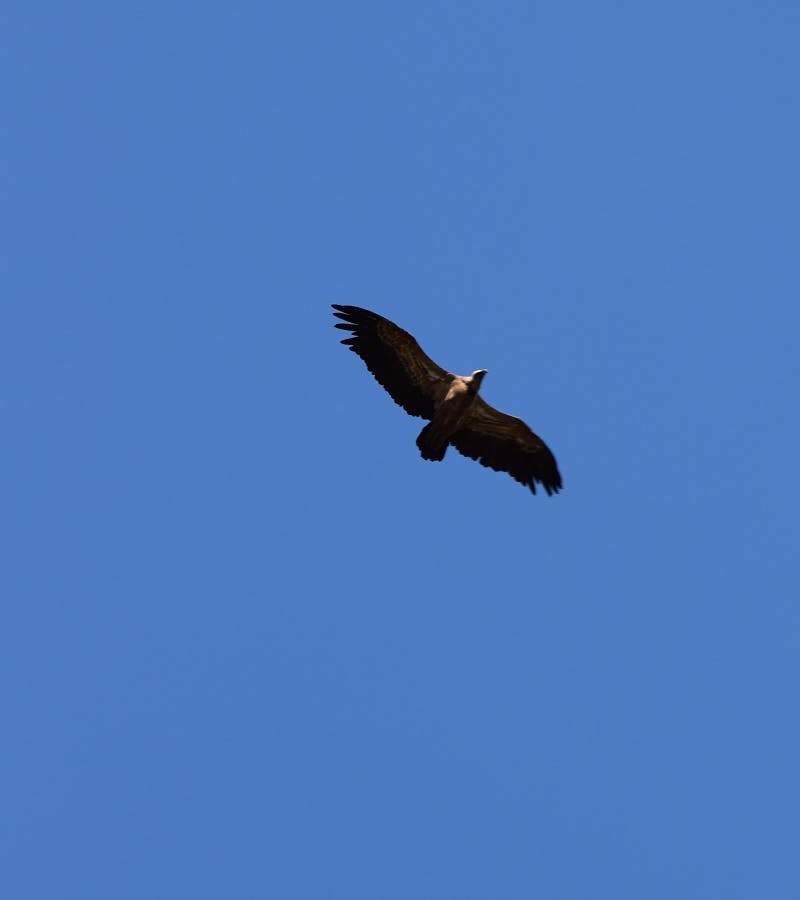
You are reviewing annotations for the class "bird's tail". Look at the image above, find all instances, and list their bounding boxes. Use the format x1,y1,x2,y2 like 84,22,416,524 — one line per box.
416,423,448,461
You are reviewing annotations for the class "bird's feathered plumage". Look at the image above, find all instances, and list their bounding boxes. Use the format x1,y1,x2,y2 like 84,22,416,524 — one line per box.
333,305,447,419
332,304,562,496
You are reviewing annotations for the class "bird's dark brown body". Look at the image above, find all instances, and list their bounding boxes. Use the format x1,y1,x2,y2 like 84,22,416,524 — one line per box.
416,370,486,461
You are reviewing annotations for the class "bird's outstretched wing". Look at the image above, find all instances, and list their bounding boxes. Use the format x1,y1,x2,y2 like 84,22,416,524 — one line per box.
450,397,563,495
332,305,450,419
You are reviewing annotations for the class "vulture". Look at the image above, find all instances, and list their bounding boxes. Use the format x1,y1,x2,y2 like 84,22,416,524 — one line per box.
332,305,562,496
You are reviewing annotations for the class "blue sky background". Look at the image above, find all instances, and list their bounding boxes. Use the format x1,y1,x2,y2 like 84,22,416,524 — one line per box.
3,2,798,897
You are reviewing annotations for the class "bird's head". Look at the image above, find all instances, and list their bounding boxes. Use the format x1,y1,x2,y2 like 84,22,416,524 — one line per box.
469,369,488,393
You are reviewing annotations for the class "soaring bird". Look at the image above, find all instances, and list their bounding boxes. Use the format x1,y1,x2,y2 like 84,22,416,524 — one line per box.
332,305,562,496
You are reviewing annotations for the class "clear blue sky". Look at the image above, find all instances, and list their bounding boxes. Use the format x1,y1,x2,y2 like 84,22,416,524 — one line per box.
3,2,798,897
